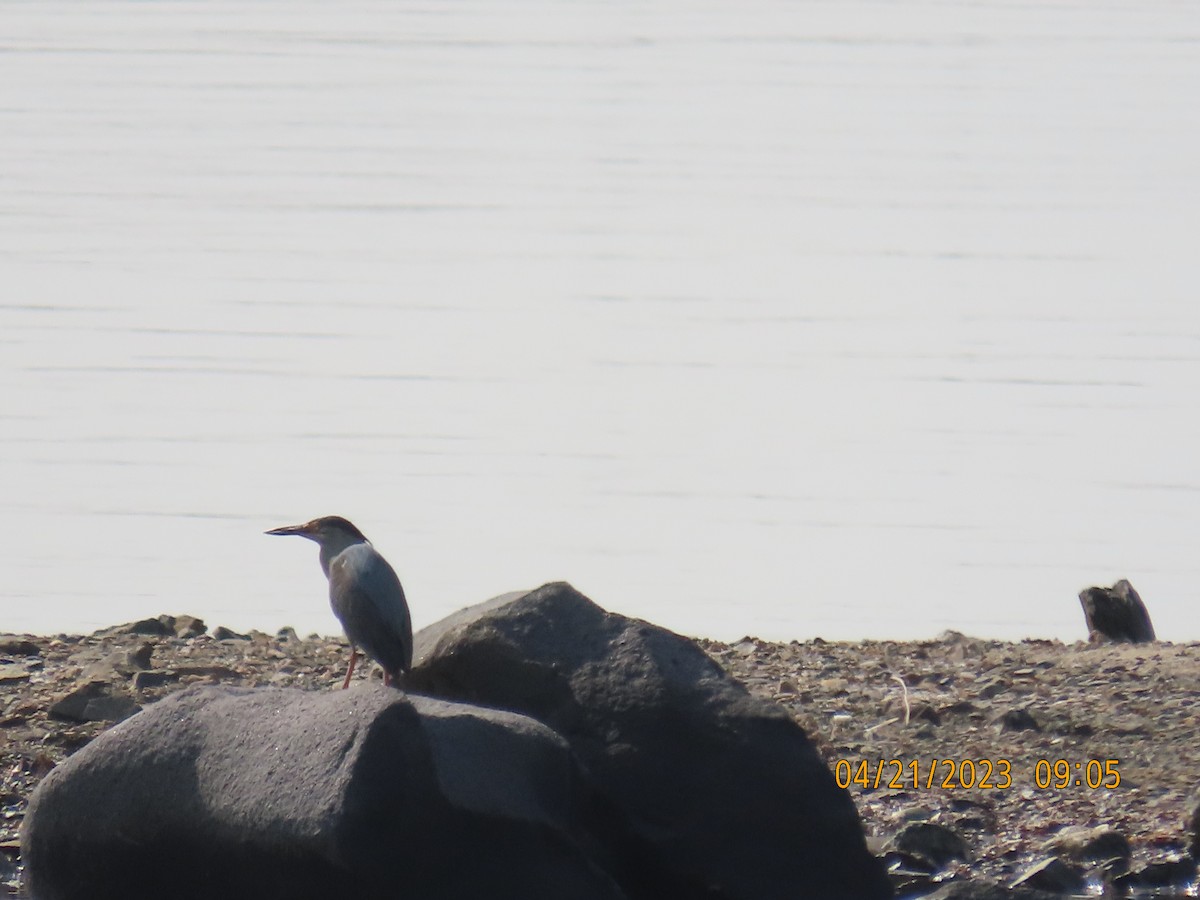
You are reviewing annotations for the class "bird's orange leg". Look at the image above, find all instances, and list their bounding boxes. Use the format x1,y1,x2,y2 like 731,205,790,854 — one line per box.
383,671,392,687
341,649,360,690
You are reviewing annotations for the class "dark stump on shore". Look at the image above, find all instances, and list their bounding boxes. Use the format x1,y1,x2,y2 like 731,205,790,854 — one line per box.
1079,579,1156,643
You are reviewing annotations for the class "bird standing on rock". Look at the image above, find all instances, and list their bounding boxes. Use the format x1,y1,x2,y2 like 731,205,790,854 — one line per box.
265,516,412,689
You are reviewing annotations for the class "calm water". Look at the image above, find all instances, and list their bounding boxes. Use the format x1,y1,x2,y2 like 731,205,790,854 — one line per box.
2,1,1199,642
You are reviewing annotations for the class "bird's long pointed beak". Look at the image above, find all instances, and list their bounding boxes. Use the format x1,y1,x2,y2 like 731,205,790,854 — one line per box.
265,523,310,537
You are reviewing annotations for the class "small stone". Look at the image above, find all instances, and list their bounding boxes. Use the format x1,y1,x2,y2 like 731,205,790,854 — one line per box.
997,708,1040,732
0,664,31,684
49,682,108,721
1189,796,1200,859
1115,855,1198,890
912,704,941,725
211,626,249,641
133,671,178,690
888,821,969,869
1043,824,1131,866
0,637,41,656
49,682,140,722
881,850,936,896
127,643,154,670
173,616,207,639
82,652,137,681
79,694,141,723
94,617,173,638
1011,857,1086,893
979,679,1008,699
173,665,238,680
942,700,977,715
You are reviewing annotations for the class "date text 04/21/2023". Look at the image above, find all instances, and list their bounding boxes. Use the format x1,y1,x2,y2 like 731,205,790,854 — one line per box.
834,758,1121,791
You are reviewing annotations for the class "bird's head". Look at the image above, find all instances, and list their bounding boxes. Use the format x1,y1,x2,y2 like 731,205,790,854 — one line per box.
266,516,370,574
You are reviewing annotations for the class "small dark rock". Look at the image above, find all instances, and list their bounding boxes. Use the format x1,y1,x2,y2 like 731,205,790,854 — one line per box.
102,617,174,638
1044,824,1130,870
173,616,207,639
0,637,41,656
1114,854,1197,890
0,664,32,684
211,626,250,641
882,849,937,895
49,682,107,720
913,704,942,725
82,651,140,681
174,665,239,680
49,682,141,723
133,671,178,690
1079,579,1156,643
882,849,937,876
978,679,1008,699
997,708,1040,732
127,643,154,670
888,822,970,870
79,694,142,723
942,700,978,715
1191,797,1200,859
1010,857,1086,893
925,880,1065,899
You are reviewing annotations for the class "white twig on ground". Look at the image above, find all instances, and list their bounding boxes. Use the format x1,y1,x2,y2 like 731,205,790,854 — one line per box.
890,673,910,725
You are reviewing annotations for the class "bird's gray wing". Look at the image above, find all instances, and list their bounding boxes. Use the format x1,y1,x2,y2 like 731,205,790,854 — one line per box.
328,544,413,674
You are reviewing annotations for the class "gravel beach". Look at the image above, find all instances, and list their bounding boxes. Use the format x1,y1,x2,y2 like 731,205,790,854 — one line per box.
2,616,1196,896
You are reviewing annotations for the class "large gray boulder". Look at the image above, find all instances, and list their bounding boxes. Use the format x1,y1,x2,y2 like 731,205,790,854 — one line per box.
22,684,626,900
408,582,892,900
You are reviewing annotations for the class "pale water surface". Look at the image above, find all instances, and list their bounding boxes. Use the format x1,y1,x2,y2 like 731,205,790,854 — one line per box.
2,1,1199,642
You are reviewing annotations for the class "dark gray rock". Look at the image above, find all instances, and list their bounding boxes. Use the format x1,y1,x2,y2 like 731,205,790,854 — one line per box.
1192,797,1200,859
997,708,1040,732
881,849,936,897
924,880,1065,899
132,670,177,690
408,581,891,900
887,821,969,869
1114,854,1196,890
173,664,239,680
48,682,140,723
104,616,175,637
0,664,31,684
127,642,154,669
211,625,249,641
172,615,207,638
0,637,41,656
1010,857,1086,893
1079,579,1156,643
1042,824,1130,871
23,684,626,900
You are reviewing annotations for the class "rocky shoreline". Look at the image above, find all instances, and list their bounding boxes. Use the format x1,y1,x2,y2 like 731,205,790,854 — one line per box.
704,634,1199,897
2,614,1197,897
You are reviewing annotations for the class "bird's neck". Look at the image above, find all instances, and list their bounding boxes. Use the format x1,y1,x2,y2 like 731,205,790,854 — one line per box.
318,535,369,577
